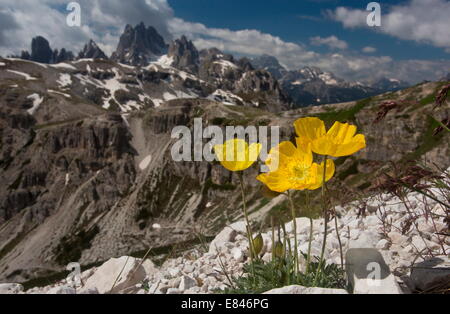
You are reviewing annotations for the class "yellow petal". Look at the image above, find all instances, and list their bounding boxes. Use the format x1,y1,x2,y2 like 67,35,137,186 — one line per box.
311,137,338,156
333,134,366,157
248,143,263,162
294,117,326,142
306,159,335,190
257,171,293,193
265,141,297,172
214,139,259,172
327,122,357,144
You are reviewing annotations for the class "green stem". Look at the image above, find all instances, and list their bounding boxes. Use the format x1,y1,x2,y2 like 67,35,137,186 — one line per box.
287,190,299,277
306,217,313,273
304,191,313,273
238,173,257,286
238,173,256,261
271,217,275,262
319,155,329,261
316,155,329,283
334,214,344,269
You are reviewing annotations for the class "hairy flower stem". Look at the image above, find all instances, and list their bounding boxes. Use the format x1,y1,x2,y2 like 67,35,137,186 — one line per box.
334,214,344,269
307,218,313,273
238,173,256,283
316,155,329,283
287,190,299,277
271,217,276,262
238,173,256,260
305,191,313,273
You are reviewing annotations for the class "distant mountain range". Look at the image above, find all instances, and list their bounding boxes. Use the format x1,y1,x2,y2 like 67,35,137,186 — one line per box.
13,23,410,108
251,55,410,107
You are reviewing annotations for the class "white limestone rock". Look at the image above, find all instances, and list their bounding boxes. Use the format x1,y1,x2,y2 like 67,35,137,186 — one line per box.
82,256,153,294
263,285,348,294
0,283,24,294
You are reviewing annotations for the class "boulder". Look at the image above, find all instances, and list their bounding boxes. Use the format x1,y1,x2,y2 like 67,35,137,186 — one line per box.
284,218,311,234
0,283,24,294
209,221,246,254
410,257,450,292
82,256,156,294
346,248,403,294
231,248,244,262
376,239,390,250
78,287,99,294
263,285,348,294
47,286,77,295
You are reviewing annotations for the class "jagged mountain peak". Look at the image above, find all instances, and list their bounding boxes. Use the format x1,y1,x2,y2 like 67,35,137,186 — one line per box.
30,36,53,63
111,22,168,66
78,39,108,60
168,35,199,74
18,35,74,64
251,54,287,79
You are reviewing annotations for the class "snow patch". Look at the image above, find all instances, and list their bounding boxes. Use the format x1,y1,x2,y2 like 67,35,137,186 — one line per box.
0,62,5,66
73,58,94,64
319,72,338,85
48,89,71,98
152,99,164,107
213,60,237,74
27,94,44,115
139,155,153,170
152,223,162,230
7,70,37,80
101,68,131,111
57,74,72,87
208,89,243,106
157,55,174,67
163,92,177,101
119,63,135,70
50,63,77,70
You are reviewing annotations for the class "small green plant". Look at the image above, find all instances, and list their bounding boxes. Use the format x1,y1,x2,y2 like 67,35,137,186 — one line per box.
222,255,347,294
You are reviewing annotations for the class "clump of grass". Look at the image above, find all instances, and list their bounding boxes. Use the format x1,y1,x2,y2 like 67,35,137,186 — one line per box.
222,255,347,294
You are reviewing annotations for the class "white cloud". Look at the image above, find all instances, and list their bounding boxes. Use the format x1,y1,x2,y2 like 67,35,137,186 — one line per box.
0,0,174,57
362,46,377,53
331,0,450,50
168,17,450,83
310,36,348,50
0,0,448,84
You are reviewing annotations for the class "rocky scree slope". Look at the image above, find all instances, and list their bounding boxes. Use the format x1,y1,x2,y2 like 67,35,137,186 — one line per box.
3,185,449,294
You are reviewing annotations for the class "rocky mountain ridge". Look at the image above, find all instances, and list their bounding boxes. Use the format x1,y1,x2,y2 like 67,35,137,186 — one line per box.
12,23,409,109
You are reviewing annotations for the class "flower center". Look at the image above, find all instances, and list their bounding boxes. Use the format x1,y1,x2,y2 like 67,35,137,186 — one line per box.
291,165,310,182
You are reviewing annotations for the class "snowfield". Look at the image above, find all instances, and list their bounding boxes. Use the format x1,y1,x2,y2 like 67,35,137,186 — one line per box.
26,94,44,115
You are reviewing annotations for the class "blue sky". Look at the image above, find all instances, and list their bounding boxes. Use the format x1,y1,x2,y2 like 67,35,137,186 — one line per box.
1,0,449,83
169,0,449,60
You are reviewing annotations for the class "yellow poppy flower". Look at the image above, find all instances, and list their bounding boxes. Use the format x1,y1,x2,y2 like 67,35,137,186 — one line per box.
214,139,262,172
256,141,335,193
294,117,366,157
